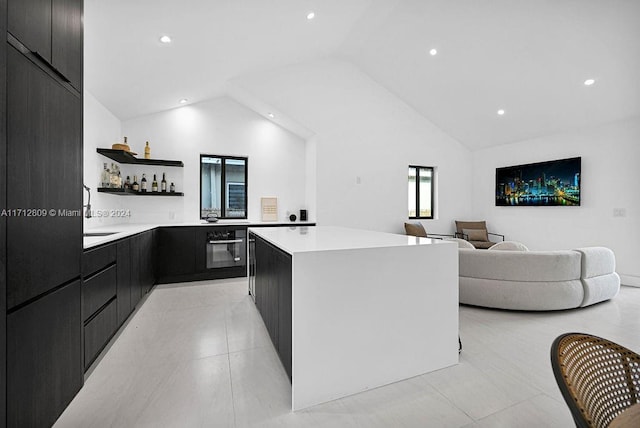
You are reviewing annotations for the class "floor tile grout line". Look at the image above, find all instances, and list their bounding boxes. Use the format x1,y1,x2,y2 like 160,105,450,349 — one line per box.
224,308,238,428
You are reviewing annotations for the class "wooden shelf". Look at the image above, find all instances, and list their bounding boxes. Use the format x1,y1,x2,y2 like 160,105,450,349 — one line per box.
97,188,184,196
97,148,184,167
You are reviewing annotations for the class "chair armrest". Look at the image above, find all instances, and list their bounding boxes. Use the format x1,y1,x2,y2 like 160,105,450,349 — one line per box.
426,233,455,240
488,232,505,241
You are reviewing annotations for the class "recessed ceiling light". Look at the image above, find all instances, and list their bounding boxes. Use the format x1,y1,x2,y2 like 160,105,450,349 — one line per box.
179,98,188,104
306,11,315,20
429,48,438,56
584,79,595,86
267,112,275,118
497,109,505,116
160,35,172,44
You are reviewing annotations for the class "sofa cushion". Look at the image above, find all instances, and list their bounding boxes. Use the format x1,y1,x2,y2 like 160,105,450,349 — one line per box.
445,238,475,249
489,241,529,251
463,228,488,242
459,249,582,282
404,222,427,237
574,247,616,278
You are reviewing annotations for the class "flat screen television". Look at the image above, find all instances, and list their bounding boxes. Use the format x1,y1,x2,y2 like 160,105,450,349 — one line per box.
495,157,581,206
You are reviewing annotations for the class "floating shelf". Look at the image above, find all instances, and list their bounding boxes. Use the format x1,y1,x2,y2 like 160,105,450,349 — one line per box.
98,188,184,196
97,148,184,167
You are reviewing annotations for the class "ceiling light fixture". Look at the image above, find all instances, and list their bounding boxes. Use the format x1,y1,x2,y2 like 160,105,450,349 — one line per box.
267,112,275,118
584,79,595,86
497,109,505,116
179,98,188,104
429,48,438,56
307,11,315,20
160,35,172,44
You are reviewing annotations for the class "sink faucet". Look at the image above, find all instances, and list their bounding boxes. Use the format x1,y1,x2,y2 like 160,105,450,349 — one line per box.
83,184,92,218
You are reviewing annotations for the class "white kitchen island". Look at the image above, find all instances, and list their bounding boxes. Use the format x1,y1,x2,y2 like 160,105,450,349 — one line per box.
248,226,459,411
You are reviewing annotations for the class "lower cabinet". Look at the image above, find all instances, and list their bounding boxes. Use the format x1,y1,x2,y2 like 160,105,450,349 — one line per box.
84,299,118,369
7,280,83,428
116,239,132,326
254,235,292,380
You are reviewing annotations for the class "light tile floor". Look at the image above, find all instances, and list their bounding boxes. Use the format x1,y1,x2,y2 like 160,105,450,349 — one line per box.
54,279,640,427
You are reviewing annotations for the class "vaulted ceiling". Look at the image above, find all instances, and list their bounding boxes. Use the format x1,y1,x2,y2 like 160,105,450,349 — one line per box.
86,0,640,150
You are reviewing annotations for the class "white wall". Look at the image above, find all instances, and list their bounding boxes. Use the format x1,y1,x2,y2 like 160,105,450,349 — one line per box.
83,90,124,228
230,59,474,234
471,117,640,285
120,97,308,223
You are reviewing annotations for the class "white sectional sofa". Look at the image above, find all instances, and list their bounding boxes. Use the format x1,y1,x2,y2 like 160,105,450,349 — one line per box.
458,246,620,310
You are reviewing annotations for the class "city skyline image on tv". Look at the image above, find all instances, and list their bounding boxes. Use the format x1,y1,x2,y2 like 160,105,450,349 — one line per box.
495,157,581,206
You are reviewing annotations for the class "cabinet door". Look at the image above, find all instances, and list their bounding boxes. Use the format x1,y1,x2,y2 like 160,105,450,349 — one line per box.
254,237,279,345
140,230,155,294
157,227,196,278
276,249,293,380
116,239,132,325
8,0,52,62
6,46,82,309
0,3,7,419
130,234,143,308
52,0,82,90
7,280,82,427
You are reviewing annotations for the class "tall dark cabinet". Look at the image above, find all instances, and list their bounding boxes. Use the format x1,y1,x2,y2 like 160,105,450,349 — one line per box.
2,0,84,426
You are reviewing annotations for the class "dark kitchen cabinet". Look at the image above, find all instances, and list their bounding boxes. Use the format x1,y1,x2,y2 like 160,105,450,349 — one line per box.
130,230,156,307
157,227,197,279
7,280,82,428
116,239,132,325
8,0,83,90
254,236,292,380
0,0,7,420
84,298,117,370
6,46,82,309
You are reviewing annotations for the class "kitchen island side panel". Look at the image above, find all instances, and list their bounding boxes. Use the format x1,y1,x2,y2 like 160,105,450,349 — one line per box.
291,242,458,411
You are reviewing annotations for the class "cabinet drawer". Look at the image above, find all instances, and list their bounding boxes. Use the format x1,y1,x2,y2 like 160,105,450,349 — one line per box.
83,264,116,320
84,298,118,370
82,244,116,277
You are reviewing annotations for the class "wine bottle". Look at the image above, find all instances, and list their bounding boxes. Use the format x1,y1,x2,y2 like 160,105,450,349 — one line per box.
152,174,158,192
141,173,147,192
161,173,167,192
170,182,175,193
144,141,151,159
125,176,131,190
132,175,139,192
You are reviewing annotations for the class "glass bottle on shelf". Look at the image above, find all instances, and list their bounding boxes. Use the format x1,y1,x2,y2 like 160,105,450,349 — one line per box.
141,174,147,192
161,173,167,192
144,141,151,159
152,174,158,192
170,182,175,193
132,175,139,192
125,176,131,190
101,163,109,188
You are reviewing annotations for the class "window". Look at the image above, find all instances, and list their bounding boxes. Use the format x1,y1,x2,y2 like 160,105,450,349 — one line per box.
200,155,248,219
408,165,434,219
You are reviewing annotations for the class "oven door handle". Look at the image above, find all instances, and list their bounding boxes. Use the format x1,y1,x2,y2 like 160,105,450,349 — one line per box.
208,239,244,244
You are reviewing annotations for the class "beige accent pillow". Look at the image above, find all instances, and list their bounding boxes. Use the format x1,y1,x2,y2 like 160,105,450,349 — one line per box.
463,228,489,242
489,241,529,251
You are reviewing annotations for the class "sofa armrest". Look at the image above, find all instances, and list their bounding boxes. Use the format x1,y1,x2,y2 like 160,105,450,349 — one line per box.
574,247,616,278
488,232,505,242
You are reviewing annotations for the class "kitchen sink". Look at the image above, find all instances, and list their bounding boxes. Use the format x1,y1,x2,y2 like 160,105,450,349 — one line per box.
83,232,119,237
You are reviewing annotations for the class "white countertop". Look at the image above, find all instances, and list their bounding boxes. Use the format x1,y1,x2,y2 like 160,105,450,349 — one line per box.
83,220,314,249
249,226,453,255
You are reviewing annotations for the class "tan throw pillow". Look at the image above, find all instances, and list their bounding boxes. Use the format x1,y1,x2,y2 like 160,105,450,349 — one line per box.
463,228,489,242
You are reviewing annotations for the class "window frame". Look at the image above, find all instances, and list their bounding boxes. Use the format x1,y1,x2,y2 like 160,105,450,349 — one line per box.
200,154,249,220
408,165,434,220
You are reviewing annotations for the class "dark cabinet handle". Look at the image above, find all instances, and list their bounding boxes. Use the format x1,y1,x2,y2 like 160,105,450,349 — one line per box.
32,51,71,83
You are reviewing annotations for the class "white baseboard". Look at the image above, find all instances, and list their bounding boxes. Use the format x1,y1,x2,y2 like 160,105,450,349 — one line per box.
620,273,640,288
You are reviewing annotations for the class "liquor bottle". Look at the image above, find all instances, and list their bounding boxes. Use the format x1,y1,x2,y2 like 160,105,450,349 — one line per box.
117,170,122,188
101,163,109,187
132,175,139,192
125,176,131,190
152,174,158,192
144,141,151,159
170,182,175,193
141,174,147,192
161,173,167,192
